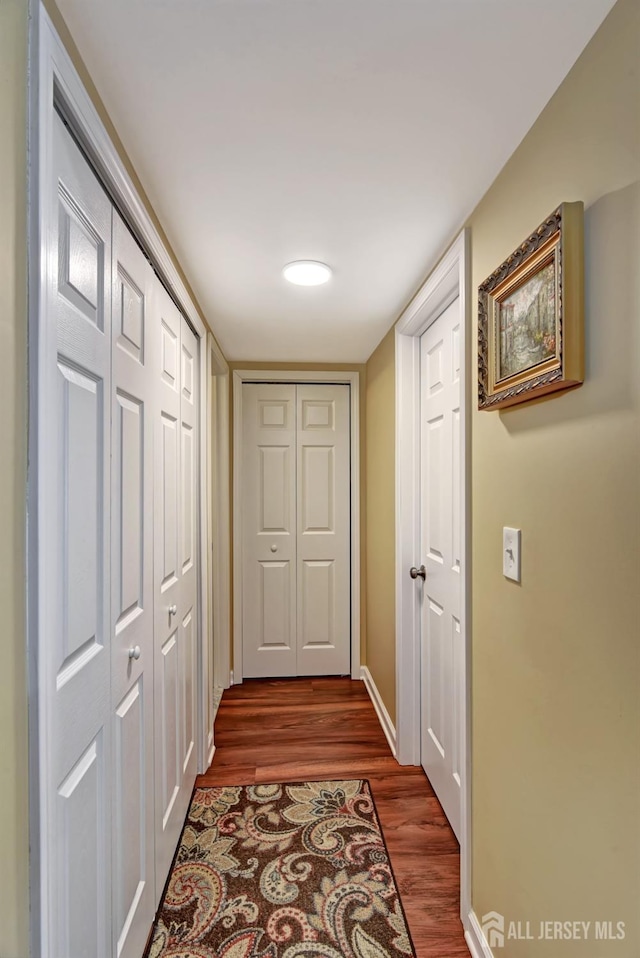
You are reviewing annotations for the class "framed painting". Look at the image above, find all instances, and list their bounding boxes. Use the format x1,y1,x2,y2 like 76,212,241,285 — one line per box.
478,201,584,410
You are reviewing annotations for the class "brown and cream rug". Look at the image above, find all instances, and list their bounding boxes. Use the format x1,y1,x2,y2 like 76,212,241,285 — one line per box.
146,780,416,958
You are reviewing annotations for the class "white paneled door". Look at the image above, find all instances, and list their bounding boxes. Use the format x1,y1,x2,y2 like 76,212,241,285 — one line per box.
110,212,156,958
46,114,201,958
242,383,350,677
154,289,198,895
50,112,113,958
419,298,463,841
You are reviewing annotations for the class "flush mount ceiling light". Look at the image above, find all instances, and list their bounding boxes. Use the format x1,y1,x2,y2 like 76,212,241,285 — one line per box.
283,260,332,286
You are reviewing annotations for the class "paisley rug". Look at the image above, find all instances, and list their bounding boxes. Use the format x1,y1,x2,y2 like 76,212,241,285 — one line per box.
145,780,416,958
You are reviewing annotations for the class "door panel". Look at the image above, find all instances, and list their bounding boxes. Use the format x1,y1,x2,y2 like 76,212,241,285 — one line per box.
110,212,156,958
296,385,350,675
419,298,462,841
161,414,179,587
56,734,106,958
301,445,335,532
301,559,335,648
51,114,112,958
182,609,195,773
57,361,101,665
159,630,180,828
154,299,199,897
242,384,297,677
113,681,145,952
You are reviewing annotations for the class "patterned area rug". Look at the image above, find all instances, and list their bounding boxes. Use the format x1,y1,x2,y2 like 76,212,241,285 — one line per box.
146,780,416,958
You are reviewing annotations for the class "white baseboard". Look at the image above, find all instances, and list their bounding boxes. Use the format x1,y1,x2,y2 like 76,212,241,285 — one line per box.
207,741,216,768
465,910,495,958
229,669,235,686
360,666,397,757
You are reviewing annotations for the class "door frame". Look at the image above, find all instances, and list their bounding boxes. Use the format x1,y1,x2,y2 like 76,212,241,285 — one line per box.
394,229,472,925
232,369,361,683
28,8,213,954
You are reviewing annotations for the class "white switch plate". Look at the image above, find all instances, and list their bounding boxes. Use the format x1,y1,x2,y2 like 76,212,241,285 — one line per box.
503,527,521,582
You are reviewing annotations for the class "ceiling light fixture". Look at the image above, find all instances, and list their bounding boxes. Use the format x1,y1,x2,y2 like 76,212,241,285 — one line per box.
283,260,332,286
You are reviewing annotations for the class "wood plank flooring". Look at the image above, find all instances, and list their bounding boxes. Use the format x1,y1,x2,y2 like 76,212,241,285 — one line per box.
197,676,470,958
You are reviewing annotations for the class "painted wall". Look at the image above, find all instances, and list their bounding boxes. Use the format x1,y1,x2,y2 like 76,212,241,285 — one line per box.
0,1,29,953
228,362,367,669
364,330,396,719
364,0,640,952
469,0,639,951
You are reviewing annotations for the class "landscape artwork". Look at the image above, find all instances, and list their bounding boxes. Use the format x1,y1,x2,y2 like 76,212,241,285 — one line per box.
497,259,556,381
478,202,585,410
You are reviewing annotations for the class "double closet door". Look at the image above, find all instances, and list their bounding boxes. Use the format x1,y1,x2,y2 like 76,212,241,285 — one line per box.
45,113,198,958
241,383,350,677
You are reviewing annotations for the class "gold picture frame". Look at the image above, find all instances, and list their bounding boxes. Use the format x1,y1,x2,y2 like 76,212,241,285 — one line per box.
478,202,584,410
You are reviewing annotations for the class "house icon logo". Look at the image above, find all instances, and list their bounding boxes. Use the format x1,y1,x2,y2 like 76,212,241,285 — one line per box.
481,911,505,949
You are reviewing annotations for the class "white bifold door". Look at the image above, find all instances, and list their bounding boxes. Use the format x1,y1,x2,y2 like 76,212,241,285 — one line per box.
419,298,463,841
154,288,198,892
48,111,114,958
43,113,199,958
241,383,350,677
110,212,157,958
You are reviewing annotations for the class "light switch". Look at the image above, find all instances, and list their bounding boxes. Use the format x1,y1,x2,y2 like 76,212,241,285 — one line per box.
503,527,521,582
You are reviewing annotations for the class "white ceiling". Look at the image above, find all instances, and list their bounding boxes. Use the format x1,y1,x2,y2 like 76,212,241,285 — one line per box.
56,0,615,362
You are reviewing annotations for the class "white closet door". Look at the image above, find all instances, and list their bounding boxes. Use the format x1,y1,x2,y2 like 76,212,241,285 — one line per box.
49,113,113,958
153,289,198,896
179,316,198,795
110,212,156,957
242,383,297,677
296,385,350,675
241,383,350,677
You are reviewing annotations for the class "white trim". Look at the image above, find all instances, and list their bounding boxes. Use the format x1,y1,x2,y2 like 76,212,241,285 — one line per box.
360,667,396,756
30,6,215,950
197,330,210,774
209,335,231,694
229,670,235,687
232,369,361,683
394,229,472,929
465,911,496,958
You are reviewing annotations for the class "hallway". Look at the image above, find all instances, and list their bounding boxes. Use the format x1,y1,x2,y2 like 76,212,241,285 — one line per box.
197,677,470,957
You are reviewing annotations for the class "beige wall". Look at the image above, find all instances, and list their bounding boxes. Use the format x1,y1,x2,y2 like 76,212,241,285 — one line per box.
363,0,640,952
364,330,396,718
470,0,640,951
228,362,367,668
0,0,29,954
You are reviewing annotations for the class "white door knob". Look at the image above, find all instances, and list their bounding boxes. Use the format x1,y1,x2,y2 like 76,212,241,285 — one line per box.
128,645,141,660
270,544,278,553
169,604,177,616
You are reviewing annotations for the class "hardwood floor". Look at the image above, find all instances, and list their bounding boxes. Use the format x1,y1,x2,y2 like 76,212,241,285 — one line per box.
197,676,470,958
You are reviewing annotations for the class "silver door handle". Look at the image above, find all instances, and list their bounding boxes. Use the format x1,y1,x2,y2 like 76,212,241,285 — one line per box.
128,645,141,660
169,604,177,616
409,565,426,580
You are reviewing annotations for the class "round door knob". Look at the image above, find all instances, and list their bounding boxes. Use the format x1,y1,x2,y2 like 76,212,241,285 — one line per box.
270,544,278,553
169,604,177,616
409,565,427,580
128,645,141,660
